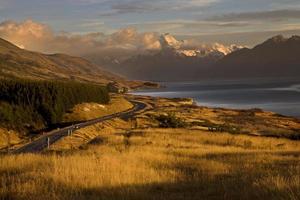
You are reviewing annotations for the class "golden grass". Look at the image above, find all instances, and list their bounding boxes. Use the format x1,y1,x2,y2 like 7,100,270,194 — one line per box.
1,96,300,199
63,95,133,122
1,127,300,200
50,118,131,151
0,129,22,150
134,95,300,139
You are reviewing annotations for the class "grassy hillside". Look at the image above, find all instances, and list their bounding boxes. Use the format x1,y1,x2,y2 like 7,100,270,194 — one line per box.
63,95,133,122
0,38,144,88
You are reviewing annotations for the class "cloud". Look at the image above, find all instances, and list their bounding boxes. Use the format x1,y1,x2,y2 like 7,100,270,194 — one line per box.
271,1,300,10
0,0,10,9
0,20,161,59
99,0,218,15
79,21,105,28
125,20,254,36
208,9,300,22
66,0,109,5
178,28,300,46
129,20,252,28
0,19,244,65
4,19,298,63
0,20,53,49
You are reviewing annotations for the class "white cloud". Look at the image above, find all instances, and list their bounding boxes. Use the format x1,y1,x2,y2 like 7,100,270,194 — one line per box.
0,19,240,63
0,20,161,59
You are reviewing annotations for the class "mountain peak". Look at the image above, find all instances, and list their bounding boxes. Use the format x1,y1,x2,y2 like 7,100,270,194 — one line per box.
216,34,300,79
160,33,182,50
289,35,300,42
265,35,287,44
256,35,300,49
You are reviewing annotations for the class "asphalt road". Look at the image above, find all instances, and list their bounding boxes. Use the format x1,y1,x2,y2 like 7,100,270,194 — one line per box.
14,100,147,154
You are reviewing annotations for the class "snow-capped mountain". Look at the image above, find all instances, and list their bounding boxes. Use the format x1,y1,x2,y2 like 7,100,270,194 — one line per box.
160,33,182,50
94,33,244,81
159,33,242,58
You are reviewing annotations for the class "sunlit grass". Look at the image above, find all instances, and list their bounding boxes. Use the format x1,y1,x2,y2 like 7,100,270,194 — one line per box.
0,129,22,149
63,95,133,122
1,127,300,200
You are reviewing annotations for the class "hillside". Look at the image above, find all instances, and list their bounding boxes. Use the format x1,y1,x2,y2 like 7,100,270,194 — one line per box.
0,38,141,87
211,35,300,78
0,79,110,133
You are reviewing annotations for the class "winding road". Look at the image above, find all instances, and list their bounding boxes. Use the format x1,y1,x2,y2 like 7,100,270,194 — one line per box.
14,100,147,154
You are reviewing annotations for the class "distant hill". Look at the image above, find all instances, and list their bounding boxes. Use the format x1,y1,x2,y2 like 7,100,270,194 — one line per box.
211,35,300,79
0,38,142,87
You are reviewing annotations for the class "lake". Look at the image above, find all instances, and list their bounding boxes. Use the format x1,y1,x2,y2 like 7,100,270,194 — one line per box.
132,79,300,117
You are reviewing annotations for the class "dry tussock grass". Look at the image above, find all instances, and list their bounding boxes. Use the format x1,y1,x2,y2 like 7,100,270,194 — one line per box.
133,95,300,139
1,127,300,200
0,129,22,149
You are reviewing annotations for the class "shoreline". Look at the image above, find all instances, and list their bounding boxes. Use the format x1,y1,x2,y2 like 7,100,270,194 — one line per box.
130,80,300,117
135,93,299,118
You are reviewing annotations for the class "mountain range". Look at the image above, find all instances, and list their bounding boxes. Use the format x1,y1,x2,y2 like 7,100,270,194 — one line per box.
0,35,299,83
210,35,300,79
101,34,300,81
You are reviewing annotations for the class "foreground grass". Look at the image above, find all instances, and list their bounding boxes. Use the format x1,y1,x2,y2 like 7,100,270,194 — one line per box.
1,128,300,200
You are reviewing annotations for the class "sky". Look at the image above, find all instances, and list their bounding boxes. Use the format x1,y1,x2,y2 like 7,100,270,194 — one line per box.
0,0,300,54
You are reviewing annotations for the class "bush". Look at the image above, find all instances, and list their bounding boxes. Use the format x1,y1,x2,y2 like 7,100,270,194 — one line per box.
288,134,300,140
156,113,187,128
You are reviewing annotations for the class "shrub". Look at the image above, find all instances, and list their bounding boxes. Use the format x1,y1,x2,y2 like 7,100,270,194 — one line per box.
156,113,187,128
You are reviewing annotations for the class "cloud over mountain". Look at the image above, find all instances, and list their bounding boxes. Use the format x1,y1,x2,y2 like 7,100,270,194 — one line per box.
0,19,241,62
0,20,161,58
